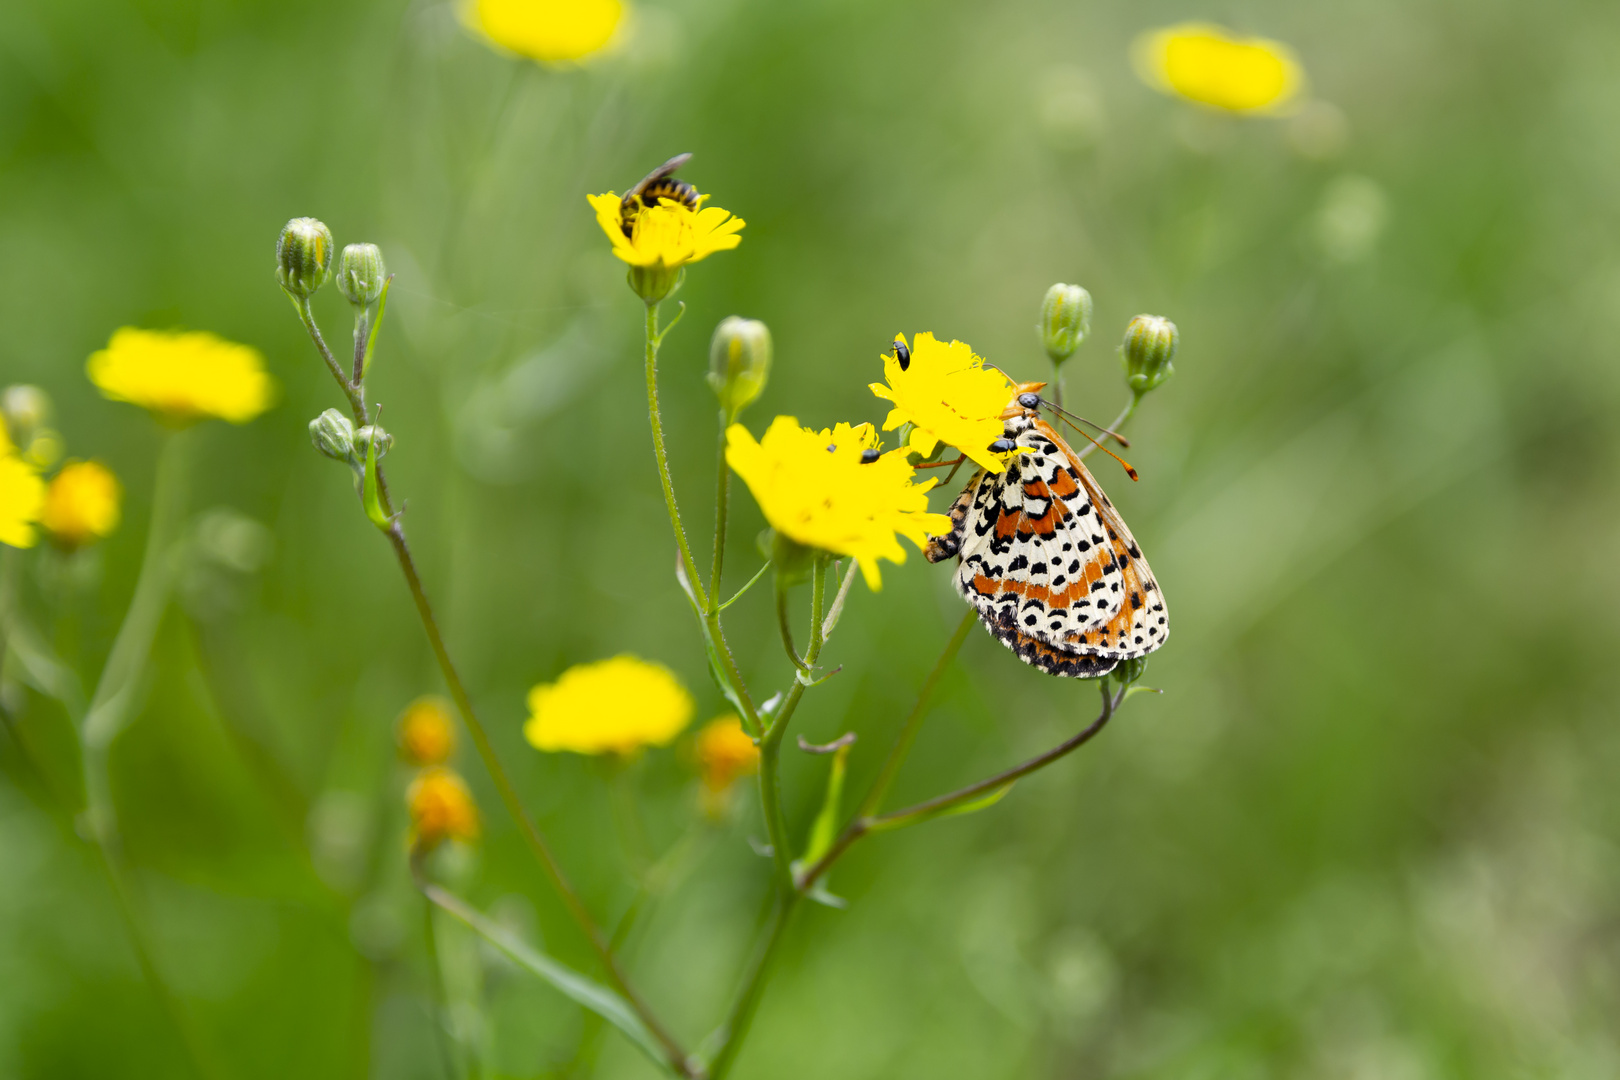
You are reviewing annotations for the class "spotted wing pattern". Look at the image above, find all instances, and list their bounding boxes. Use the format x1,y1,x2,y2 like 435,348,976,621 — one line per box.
925,415,1168,677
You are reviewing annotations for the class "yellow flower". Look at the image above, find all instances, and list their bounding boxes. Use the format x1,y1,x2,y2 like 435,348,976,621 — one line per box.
726,417,953,590
87,327,274,425
467,0,624,64
1133,23,1304,114
869,333,1018,475
40,460,121,550
407,767,480,852
694,716,759,817
0,452,45,549
524,655,694,755
587,191,745,269
397,696,456,767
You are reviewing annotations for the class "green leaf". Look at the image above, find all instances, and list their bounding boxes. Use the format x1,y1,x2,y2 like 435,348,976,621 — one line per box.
869,782,1016,832
362,426,389,531
798,741,852,868
361,275,391,379
424,884,676,1074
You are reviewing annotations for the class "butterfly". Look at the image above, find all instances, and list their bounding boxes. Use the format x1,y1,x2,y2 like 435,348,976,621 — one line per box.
924,382,1168,678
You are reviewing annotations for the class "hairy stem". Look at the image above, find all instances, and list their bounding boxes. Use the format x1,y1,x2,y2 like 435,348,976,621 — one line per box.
709,410,730,609
645,302,709,614
707,892,795,1080
756,560,828,884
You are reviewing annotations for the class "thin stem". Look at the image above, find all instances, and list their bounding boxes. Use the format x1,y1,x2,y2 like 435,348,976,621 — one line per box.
644,302,709,613
293,296,367,421
774,581,806,672
851,609,977,823
755,562,828,885
718,562,770,613
422,896,463,1080
798,682,1124,891
707,892,795,1080
82,428,191,844
382,522,694,1076
1078,393,1141,461
708,410,730,610
703,609,761,737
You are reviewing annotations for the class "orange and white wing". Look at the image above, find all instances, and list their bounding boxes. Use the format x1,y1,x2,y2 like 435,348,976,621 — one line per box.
935,418,1167,667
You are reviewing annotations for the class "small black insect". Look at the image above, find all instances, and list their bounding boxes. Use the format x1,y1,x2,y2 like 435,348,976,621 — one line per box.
1017,391,1041,410
619,153,700,237
859,448,881,464
893,338,911,371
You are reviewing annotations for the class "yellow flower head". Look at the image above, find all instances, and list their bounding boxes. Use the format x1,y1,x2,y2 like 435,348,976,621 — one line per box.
587,191,744,270
407,767,480,852
40,460,121,551
0,452,45,549
726,417,953,590
1134,23,1304,114
87,328,274,425
524,655,694,756
466,0,624,64
695,716,759,794
869,333,1018,475
398,696,456,767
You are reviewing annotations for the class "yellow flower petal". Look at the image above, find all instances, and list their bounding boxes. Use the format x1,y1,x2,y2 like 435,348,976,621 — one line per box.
0,453,45,549
408,767,480,851
40,460,120,550
586,191,744,269
87,328,273,425
726,416,952,591
1133,23,1304,114
867,333,1017,474
466,0,624,64
524,655,694,755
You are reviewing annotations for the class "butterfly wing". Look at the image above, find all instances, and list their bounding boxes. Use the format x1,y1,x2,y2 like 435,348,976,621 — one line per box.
938,417,1167,669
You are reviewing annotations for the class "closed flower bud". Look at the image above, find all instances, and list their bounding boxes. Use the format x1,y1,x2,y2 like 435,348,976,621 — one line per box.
1040,283,1093,363
1120,314,1178,394
397,696,455,767
277,217,334,300
336,243,387,307
407,767,479,853
626,264,683,305
707,316,772,420
354,424,394,462
1,384,51,437
309,409,356,463
1111,656,1149,688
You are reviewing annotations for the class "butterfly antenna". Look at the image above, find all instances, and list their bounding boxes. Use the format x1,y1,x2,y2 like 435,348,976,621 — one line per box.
1041,398,1130,448
1053,415,1138,481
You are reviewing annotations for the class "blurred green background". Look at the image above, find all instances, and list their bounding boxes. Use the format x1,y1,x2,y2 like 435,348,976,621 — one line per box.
3,0,1619,1076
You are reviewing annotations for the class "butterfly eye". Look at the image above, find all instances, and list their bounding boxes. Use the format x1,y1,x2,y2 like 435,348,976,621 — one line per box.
893,338,911,371
859,449,880,464
1017,392,1041,410
987,438,1018,454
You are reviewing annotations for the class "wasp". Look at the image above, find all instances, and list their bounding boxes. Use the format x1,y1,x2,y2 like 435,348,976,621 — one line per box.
619,153,700,237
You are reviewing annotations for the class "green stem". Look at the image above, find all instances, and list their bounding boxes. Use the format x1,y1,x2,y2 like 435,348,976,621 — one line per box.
708,410,730,610
1078,393,1141,461
644,302,709,614
707,892,796,1080
293,296,367,421
382,522,695,1076
81,428,191,845
422,895,464,1080
799,682,1124,892
773,581,806,672
756,562,828,885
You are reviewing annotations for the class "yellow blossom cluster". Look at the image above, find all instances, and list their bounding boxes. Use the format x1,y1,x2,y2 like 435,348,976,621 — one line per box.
588,192,745,271
0,451,44,549
397,697,456,767
407,767,480,852
695,716,759,815
1134,22,1304,114
869,333,1018,474
466,0,624,64
40,461,121,551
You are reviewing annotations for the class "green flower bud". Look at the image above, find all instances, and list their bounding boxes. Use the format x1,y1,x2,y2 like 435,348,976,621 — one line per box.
707,316,772,420
627,264,683,305
1039,283,1092,364
277,217,334,300
336,243,387,307
1120,314,1178,395
1,384,51,435
767,528,815,588
353,424,394,462
309,409,356,463
1111,656,1148,689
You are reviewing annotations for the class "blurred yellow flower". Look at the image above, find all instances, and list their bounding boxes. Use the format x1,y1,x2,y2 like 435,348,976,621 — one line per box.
869,333,1017,475
397,696,456,767
407,767,480,851
695,716,758,810
524,655,694,755
726,417,952,590
40,460,121,550
87,328,273,425
587,192,744,270
1133,23,1304,114
467,0,624,64
0,453,45,549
